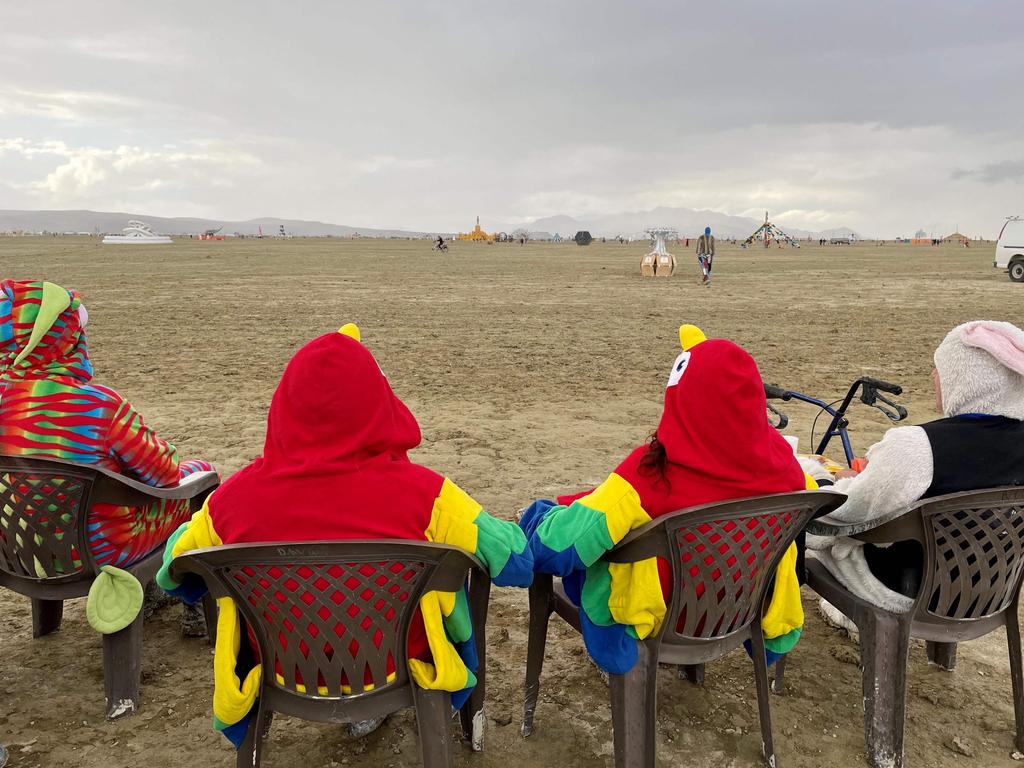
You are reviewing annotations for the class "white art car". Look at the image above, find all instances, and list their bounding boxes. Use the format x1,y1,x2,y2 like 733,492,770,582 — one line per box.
995,216,1024,282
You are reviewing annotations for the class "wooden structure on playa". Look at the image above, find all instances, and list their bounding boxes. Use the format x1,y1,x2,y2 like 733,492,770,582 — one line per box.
457,217,497,242
642,228,677,277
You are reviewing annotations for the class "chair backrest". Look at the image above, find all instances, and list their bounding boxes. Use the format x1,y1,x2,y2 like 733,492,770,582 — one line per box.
916,487,1024,623
0,454,211,586
172,541,482,707
606,491,842,649
0,456,99,581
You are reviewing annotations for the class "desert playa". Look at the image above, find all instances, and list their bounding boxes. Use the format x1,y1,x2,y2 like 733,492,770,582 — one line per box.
0,235,1019,767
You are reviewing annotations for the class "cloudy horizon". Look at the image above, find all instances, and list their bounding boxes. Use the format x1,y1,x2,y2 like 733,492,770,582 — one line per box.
1,1,1021,238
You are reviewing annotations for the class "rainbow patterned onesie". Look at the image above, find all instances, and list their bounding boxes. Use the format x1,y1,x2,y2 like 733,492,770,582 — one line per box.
0,279,215,567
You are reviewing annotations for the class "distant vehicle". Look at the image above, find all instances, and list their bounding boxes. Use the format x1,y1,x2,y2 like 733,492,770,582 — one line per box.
996,217,1024,282
829,237,854,245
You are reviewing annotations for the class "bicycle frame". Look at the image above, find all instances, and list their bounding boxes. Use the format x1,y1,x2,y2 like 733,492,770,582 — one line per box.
765,377,907,468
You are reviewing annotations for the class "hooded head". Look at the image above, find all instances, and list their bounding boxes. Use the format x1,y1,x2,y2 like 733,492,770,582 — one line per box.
207,323,446,546
620,324,804,515
261,323,422,474
704,227,711,236
934,320,1024,420
0,279,92,383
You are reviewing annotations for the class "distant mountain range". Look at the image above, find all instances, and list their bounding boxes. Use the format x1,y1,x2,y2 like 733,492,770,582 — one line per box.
525,207,862,240
0,210,428,238
0,207,862,240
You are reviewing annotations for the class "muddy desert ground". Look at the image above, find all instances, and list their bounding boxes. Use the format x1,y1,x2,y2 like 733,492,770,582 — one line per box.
1,235,1021,767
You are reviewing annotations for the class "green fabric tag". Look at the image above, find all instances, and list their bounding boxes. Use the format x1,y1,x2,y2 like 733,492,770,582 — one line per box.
86,565,144,634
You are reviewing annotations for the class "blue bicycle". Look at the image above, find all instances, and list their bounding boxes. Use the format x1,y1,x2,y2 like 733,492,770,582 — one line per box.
763,377,908,467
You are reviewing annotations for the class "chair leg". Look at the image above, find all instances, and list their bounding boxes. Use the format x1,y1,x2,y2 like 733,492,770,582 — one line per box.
31,598,63,638
201,594,218,646
414,687,454,768
772,653,787,695
460,572,491,751
609,640,658,768
750,630,779,767
859,610,910,768
236,700,271,768
1006,607,1024,752
925,641,957,671
679,663,705,685
102,612,143,719
522,574,553,738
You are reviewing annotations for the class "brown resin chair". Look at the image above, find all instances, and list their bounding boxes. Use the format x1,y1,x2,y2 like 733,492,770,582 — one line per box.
170,540,492,768
784,486,1024,768
0,454,219,718
521,490,843,768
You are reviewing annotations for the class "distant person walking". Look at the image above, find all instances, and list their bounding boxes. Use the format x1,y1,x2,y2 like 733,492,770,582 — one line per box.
696,226,715,285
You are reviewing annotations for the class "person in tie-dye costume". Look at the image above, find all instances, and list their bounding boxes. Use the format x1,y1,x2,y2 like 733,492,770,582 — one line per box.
0,279,217,630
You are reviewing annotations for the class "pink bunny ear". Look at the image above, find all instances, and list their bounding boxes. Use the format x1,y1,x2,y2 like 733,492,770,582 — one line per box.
962,322,1024,376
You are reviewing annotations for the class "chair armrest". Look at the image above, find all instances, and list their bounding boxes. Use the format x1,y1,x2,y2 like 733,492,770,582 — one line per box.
806,508,923,544
94,466,220,502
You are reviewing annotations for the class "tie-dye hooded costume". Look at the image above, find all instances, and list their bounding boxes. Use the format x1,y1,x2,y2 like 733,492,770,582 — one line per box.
0,279,215,568
157,324,533,746
520,325,816,674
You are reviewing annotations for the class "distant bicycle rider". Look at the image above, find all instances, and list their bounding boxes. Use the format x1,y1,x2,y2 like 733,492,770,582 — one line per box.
696,226,715,285
434,235,448,252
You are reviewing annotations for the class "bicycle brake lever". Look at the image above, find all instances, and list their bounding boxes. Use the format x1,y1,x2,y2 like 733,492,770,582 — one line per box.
874,392,908,421
766,403,789,430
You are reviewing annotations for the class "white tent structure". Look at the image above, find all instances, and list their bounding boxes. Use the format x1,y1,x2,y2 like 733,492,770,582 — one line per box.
102,220,172,244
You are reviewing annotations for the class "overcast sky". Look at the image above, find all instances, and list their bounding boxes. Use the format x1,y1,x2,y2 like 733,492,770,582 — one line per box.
1,1,1021,237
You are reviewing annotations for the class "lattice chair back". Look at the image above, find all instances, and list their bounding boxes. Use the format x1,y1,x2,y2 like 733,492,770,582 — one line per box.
606,491,842,651
918,487,1024,623
0,456,98,582
173,541,481,707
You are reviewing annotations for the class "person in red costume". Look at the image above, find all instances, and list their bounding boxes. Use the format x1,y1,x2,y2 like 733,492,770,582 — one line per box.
519,324,816,673
159,323,532,746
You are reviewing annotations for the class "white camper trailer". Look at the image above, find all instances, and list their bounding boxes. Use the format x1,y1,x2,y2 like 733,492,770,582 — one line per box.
995,217,1024,282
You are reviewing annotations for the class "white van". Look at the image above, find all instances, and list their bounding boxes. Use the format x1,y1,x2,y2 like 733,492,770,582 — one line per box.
995,217,1024,282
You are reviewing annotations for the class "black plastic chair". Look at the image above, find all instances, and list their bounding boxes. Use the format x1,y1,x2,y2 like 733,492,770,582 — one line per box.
171,539,492,768
788,486,1024,768
522,490,843,768
0,454,218,718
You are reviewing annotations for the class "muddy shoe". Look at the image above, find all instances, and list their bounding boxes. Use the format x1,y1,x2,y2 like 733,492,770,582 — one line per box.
347,717,386,739
181,602,207,638
143,581,175,620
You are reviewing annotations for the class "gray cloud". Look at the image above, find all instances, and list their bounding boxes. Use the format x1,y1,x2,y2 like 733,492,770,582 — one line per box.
0,0,1022,237
952,160,1024,184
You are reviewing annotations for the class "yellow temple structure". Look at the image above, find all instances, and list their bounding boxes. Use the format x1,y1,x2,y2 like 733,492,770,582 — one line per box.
456,216,497,241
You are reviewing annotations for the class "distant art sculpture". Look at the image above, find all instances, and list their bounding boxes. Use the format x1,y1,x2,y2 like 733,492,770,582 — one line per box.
642,227,677,277
742,211,800,249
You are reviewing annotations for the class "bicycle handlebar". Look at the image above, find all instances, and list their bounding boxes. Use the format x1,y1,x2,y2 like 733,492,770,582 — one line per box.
763,383,792,401
858,376,902,396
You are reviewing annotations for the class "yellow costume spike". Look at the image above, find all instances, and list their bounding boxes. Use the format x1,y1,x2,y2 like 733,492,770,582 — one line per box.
678,324,707,351
337,323,361,341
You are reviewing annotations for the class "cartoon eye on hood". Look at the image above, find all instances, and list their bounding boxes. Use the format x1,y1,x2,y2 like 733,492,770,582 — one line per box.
0,279,93,382
261,322,421,473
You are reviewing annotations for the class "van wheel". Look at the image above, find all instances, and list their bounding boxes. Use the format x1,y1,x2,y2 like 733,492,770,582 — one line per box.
1011,260,1024,283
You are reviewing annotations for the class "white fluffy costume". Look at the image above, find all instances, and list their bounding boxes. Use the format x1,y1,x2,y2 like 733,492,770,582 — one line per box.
806,320,1024,612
